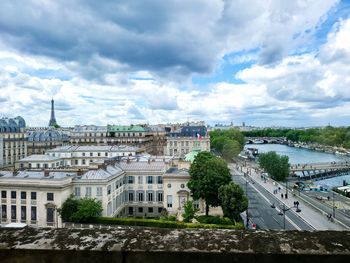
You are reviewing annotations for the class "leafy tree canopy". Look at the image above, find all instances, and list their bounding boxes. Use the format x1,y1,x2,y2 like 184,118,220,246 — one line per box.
188,151,231,215
258,151,290,182
58,196,103,223
218,182,248,222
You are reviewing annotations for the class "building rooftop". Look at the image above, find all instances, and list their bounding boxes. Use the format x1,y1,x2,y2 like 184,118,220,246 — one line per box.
72,125,107,132
116,159,167,172
80,166,123,180
47,145,141,153
19,154,62,162
107,125,150,132
27,129,69,142
0,171,75,180
164,167,190,176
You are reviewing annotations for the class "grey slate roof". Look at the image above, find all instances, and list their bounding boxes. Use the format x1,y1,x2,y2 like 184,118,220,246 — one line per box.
19,155,62,162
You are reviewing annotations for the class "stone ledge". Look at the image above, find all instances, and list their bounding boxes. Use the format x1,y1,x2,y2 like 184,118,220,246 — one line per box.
0,227,350,262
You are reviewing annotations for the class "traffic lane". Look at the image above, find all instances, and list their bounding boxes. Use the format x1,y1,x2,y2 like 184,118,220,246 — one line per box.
248,175,314,231
232,174,296,230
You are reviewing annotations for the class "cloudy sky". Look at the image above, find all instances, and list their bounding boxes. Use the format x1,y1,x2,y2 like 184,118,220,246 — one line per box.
0,0,350,127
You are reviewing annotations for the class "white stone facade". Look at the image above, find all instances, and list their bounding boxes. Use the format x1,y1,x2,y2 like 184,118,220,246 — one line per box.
0,157,203,227
165,137,210,158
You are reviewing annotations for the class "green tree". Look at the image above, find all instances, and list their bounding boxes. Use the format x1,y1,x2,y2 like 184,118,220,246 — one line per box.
222,139,241,161
71,198,103,223
258,151,290,182
182,200,199,222
218,182,248,222
57,194,79,222
59,197,103,223
188,152,232,215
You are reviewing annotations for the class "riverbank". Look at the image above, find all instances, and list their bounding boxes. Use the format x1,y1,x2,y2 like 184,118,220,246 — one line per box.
287,141,350,156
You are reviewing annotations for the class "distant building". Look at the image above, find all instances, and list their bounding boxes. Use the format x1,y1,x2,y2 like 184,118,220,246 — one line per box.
27,129,69,155
107,125,154,154
70,125,108,145
0,116,27,168
165,125,210,158
47,145,143,168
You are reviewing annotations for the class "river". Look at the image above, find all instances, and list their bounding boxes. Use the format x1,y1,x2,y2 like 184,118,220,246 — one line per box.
245,143,350,187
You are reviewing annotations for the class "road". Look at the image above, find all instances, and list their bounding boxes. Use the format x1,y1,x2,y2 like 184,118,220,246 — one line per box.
231,169,314,230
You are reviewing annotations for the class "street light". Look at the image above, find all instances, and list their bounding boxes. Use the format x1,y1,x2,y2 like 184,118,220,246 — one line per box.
271,203,301,229
245,176,249,228
332,191,335,218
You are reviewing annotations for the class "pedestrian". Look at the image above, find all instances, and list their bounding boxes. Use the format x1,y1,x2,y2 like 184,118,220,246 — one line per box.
293,201,296,207
281,193,283,199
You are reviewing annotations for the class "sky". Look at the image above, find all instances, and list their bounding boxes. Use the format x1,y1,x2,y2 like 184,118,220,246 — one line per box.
0,0,350,127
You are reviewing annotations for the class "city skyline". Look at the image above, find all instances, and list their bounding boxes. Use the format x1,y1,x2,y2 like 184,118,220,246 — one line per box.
0,1,350,127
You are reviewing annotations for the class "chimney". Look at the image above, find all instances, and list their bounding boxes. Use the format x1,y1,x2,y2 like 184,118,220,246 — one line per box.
148,159,151,164
127,158,130,164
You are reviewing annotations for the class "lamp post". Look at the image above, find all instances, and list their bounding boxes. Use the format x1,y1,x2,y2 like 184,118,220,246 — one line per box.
271,203,301,229
246,177,249,228
333,191,335,218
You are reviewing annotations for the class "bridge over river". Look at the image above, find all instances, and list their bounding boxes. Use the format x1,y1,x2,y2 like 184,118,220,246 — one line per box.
290,161,350,181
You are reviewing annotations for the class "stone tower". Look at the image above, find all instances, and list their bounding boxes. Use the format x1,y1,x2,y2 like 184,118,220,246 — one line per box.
48,99,58,127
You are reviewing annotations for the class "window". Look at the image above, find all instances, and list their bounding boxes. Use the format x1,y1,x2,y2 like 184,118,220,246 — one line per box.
82,153,85,157
1,205,6,219
138,176,142,184
85,187,92,197
167,183,171,188
96,187,102,197
11,205,16,221
128,191,134,202
158,207,163,213
90,152,93,157
31,192,36,200
138,191,144,202
105,152,108,157
138,207,143,213
11,191,16,199
82,159,86,165
157,191,163,202
74,187,81,197
31,206,37,221
21,192,26,200
47,193,54,201
147,191,153,202
1,191,6,199
157,176,163,184
128,207,133,215
21,206,26,222
181,184,185,188
75,160,78,165
148,207,153,213
128,176,134,184
47,207,54,223
107,185,111,195
147,176,153,184
167,195,173,208
98,152,101,157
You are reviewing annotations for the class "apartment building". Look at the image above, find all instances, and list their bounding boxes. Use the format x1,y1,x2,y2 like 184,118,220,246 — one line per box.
0,116,27,168
165,125,210,158
27,129,69,155
0,170,74,227
1,157,203,227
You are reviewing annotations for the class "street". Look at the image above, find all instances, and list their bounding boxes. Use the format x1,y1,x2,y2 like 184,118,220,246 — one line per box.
231,170,314,230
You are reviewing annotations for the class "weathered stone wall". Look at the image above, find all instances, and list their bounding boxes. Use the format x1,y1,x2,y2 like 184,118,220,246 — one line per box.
0,227,349,263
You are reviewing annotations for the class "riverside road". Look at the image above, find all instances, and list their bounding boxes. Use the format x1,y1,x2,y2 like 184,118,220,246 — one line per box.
233,143,350,230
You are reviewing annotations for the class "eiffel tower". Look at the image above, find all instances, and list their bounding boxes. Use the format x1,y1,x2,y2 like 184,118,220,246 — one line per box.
48,98,58,127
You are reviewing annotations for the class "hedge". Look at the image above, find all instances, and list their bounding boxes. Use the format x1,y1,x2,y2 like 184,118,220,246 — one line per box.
196,215,233,225
91,217,244,230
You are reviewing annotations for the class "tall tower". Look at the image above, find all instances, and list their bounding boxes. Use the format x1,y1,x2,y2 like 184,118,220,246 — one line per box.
48,98,58,127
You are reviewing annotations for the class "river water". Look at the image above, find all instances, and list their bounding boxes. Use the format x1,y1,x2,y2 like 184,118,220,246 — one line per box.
245,144,350,187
